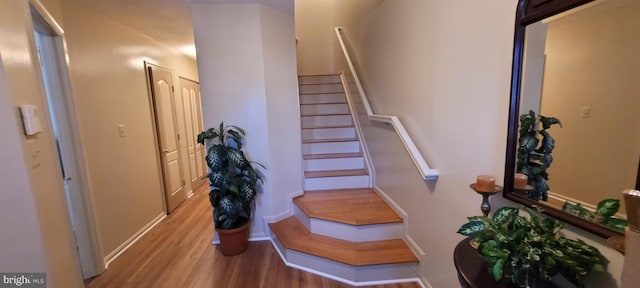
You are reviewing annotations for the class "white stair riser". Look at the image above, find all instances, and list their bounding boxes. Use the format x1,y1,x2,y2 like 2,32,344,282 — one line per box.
271,237,418,284
304,157,364,171
302,115,353,128
302,127,356,140
301,103,349,116
300,93,346,104
304,175,370,191
293,205,403,242
302,141,360,154
298,75,341,84
300,84,343,94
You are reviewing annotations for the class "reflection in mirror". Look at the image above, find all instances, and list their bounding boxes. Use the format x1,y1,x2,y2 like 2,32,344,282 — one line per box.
505,0,640,238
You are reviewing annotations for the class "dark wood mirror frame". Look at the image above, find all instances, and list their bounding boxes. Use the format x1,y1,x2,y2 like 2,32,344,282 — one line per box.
503,0,625,239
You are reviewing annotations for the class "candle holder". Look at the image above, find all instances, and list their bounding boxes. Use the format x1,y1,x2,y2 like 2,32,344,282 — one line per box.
470,183,503,217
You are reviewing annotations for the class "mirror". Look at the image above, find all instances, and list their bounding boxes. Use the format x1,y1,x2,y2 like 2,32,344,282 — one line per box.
504,0,639,238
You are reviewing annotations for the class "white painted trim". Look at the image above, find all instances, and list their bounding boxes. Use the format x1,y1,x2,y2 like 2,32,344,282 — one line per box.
372,186,407,219
418,276,432,288
29,0,64,35
262,190,304,224
104,213,166,268
373,186,425,258
334,27,438,181
269,239,421,287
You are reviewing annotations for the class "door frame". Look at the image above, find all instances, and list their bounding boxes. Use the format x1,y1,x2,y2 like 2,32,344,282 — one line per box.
29,0,104,278
144,62,186,213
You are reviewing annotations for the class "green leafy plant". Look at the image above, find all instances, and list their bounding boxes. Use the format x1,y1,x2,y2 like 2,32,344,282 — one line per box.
563,199,628,233
197,122,264,230
517,110,562,201
458,207,606,288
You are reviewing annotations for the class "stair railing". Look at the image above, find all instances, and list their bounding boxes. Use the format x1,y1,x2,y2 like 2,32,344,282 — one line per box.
334,27,439,181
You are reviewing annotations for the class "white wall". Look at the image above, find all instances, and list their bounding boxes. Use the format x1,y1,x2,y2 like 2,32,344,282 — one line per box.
294,0,336,75
0,54,48,278
191,2,302,238
260,5,304,215
0,0,84,287
325,0,624,287
58,0,200,258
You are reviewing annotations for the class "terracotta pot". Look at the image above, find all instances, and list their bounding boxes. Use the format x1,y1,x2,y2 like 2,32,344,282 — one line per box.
216,221,251,256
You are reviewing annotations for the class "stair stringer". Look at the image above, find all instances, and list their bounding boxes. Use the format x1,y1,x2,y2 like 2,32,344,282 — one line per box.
339,73,374,188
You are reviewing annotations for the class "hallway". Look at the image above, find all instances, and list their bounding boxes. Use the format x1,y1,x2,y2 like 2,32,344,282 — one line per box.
85,185,420,288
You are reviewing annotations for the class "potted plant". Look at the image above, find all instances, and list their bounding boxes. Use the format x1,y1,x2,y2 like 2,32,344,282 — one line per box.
517,110,562,201
457,206,606,288
197,122,264,256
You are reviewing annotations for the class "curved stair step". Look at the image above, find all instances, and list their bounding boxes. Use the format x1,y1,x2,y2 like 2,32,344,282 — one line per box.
269,216,418,266
294,189,402,225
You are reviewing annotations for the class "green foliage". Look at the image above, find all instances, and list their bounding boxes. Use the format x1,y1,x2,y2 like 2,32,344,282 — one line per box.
197,122,263,230
458,207,606,288
517,110,562,201
563,199,628,233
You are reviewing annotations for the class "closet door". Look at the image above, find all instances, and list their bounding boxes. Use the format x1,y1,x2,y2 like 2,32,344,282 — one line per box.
179,77,206,189
148,64,185,212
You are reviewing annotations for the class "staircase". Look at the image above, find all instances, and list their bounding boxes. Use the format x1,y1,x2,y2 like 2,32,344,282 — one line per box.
269,74,419,285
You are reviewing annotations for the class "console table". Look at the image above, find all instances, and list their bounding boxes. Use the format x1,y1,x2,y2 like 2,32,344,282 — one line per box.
453,238,513,288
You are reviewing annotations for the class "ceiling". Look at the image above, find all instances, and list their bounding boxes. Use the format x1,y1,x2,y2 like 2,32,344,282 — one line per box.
78,0,294,59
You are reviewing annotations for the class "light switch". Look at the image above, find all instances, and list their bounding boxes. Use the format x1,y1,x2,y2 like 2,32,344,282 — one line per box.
20,105,43,135
580,107,591,119
118,125,126,137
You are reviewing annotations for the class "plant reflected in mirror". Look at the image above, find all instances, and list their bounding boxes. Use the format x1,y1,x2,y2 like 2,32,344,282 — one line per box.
516,110,561,201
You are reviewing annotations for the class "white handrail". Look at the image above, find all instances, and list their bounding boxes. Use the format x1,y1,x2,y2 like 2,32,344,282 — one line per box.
334,27,439,181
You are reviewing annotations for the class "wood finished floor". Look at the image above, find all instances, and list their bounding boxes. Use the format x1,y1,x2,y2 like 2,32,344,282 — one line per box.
85,185,419,288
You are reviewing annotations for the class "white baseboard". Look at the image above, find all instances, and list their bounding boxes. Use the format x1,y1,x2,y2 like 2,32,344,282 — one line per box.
262,190,304,224
104,212,166,268
418,276,432,288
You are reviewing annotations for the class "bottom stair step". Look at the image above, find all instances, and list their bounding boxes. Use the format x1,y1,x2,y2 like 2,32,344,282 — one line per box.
269,216,418,266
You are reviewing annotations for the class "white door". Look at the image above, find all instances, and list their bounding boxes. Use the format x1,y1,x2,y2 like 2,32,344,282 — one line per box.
147,65,185,213
179,78,206,189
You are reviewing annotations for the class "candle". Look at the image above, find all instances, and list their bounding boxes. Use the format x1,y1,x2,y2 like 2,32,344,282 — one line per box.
476,175,496,192
514,173,528,190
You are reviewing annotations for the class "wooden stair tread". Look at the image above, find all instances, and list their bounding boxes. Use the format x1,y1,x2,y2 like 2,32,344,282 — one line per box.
269,217,418,266
299,74,340,77
299,91,345,95
299,83,342,86
304,169,368,178
301,113,351,117
299,91,344,95
300,102,347,105
302,125,354,130
303,152,363,160
302,137,358,144
294,189,402,225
